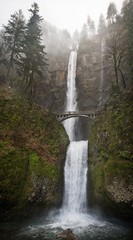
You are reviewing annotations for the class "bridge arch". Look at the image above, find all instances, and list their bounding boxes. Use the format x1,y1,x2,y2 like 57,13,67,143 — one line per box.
55,111,98,122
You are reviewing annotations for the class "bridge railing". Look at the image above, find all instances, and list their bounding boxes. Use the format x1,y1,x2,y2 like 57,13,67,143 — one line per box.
54,110,98,115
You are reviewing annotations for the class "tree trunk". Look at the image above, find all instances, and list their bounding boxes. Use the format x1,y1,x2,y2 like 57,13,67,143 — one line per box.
6,40,16,80
118,67,126,89
114,62,119,88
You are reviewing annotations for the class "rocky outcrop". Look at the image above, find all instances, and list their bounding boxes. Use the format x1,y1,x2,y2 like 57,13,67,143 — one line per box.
105,175,133,204
89,160,133,219
56,229,78,240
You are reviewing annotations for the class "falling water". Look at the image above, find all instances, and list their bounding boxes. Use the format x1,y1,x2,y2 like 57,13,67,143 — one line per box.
62,141,88,213
65,51,77,112
63,51,78,141
62,50,88,214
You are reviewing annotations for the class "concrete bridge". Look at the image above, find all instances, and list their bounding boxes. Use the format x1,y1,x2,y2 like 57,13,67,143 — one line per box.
55,111,98,122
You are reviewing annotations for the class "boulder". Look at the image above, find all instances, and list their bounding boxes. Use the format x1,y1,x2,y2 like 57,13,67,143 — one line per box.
56,228,78,240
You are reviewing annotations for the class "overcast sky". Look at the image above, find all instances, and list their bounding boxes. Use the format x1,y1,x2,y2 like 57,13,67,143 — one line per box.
0,0,123,33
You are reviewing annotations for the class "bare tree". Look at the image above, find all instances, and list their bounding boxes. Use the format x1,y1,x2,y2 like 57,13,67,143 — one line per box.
105,23,128,89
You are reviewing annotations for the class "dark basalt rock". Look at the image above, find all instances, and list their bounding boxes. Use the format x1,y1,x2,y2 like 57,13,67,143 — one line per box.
56,228,78,240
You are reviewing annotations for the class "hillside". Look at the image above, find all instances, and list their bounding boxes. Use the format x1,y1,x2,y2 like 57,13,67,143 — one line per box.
0,85,68,216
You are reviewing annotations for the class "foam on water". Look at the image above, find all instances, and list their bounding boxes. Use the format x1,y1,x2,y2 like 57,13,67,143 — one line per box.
47,211,106,230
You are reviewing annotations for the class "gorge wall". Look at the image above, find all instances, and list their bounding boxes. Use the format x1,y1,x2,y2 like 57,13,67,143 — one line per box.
77,38,101,111
89,92,133,219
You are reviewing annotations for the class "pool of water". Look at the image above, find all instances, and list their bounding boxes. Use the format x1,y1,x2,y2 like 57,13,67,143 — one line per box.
0,209,133,240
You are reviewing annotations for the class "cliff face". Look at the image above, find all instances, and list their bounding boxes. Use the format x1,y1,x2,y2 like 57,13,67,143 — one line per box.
89,92,133,219
39,52,70,112
0,85,68,216
76,39,101,111
49,69,67,112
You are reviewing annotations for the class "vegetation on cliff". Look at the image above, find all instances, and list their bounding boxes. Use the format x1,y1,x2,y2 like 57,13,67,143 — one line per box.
89,91,133,219
0,85,68,211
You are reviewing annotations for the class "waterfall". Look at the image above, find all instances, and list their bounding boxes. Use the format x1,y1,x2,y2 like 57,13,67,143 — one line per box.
62,50,88,214
47,50,106,230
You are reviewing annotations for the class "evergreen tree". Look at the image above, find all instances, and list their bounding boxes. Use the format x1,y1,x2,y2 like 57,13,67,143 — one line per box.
122,0,133,82
72,30,80,49
87,15,96,36
18,2,47,102
0,31,5,64
59,29,71,51
2,10,26,79
80,23,88,40
107,2,117,24
98,14,106,37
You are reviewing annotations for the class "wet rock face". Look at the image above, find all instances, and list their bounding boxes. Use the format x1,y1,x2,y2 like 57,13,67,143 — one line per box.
103,173,133,219
43,53,69,112
76,48,101,111
27,176,59,206
106,175,133,204
51,70,66,87
89,161,133,220
50,70,67,112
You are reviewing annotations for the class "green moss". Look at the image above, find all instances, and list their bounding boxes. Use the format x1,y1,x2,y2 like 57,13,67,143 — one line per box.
91,162,105,193
29,152,41,172
28,151,59,179
104,159,133,178
0,146,28,204
42,161,59,179
89,92,133,162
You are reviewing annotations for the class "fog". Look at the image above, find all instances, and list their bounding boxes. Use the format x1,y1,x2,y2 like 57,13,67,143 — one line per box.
0,0,123,33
